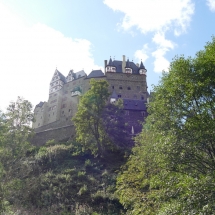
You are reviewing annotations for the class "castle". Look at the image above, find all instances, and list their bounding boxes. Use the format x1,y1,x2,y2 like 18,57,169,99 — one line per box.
33,55,148,144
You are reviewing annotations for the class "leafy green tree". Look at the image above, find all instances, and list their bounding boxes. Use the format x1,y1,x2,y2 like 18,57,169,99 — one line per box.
116,36,215,214
0,97,34,214
73,79,128,156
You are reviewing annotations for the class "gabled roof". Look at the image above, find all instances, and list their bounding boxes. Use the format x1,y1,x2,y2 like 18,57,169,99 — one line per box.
54,69,66,83
75,70,86,79
123,99,146,111
87,70,105,78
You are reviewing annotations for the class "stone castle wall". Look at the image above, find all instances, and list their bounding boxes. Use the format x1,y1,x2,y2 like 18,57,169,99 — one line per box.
32,124,75,146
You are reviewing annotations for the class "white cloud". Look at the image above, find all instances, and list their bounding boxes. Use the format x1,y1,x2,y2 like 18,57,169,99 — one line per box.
104,0,194,73
134,44,149,62
206,0,215,11
0,3,101,111
152,32,176,72
104,0,194,36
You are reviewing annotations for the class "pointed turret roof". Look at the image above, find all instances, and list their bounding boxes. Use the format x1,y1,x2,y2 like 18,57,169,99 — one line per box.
126,59,131,68
139,61,146,70
107,57,113,66
111,90,118,99
107,57,116,67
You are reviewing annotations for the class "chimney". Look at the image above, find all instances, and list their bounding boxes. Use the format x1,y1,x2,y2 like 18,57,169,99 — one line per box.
122,55,126,73
104,60,107,74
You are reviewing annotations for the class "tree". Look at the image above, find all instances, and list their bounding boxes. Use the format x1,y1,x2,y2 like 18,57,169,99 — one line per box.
73,79,129,156
0,97,34,214
116,36,215,214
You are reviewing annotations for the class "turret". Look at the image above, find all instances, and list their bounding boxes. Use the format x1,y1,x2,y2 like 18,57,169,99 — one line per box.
139,61,147,75
106,57,116,73
125,59,132,74
110,90,118,103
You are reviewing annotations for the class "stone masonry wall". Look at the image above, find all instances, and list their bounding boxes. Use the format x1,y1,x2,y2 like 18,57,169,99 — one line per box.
31,125,75,146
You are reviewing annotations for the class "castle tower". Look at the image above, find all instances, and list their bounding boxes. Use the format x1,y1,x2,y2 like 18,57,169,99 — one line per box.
105,55,148,134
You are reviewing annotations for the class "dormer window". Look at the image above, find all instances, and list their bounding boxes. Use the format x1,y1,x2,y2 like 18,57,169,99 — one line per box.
106,66,116,72
139,69,146,75
125,68,132,73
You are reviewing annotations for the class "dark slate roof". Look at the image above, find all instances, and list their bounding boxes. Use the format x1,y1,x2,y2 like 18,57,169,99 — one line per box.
126,59,131,68
75,70,86,79
36,101,44,108
110,60,140,74
110,90,118,99
87,70,105,78
123,99,146,111
107,57,114,66
139,61,146,70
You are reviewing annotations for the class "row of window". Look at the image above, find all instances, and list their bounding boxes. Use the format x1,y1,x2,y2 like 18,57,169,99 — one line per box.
117,94,144,100
48,105,56,111
50,81,59,87
112,86,141,90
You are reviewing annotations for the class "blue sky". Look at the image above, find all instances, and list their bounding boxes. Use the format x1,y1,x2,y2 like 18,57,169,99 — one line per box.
0,0,215,110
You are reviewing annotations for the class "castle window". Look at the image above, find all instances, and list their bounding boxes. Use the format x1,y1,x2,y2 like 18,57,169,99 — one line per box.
53,112,54,115
61,104,66,109
141,111,145,116
137,86,140,90
118,94,121,98
69,109,71,112
141,96,144,100
112,86,114,89
125,68,132,73
119,86,122,89
38,123,40,126
127,87,131,90
62,111,64,114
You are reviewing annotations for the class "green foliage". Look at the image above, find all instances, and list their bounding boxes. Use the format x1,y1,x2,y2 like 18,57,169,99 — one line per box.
73,79,129,156
116,36,215,214
0,97,34,214
5,141,126,214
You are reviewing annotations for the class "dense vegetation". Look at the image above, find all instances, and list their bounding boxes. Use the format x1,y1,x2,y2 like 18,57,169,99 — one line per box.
117,37,215,214
1,37,215,214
